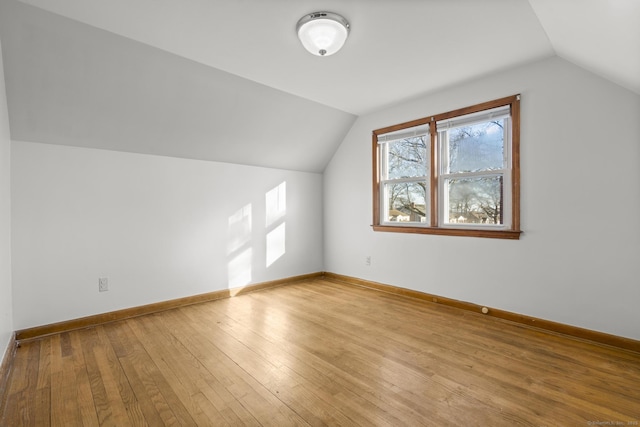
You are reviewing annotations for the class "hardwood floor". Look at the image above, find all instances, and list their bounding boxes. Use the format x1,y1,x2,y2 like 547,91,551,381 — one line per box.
2,279,639,426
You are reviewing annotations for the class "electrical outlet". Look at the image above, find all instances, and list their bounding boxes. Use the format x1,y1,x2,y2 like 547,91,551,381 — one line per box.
365,256,371,266
99,277,109,292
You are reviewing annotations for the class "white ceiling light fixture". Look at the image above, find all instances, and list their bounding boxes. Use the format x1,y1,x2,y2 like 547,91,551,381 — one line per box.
296,12,350,57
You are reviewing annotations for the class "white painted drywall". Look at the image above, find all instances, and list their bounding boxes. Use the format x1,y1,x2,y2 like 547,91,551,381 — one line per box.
11,142,323,329
324,56,640,340
0,36,14,358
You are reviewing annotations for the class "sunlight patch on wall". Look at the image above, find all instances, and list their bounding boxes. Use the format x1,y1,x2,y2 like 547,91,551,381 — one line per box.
266,223,286,267
228,247,252,289
266,182,286,227
266,182,286,267
228,203,252,288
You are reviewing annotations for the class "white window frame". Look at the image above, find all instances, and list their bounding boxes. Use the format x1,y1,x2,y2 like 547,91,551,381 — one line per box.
378,128,430,227
437,106,512,230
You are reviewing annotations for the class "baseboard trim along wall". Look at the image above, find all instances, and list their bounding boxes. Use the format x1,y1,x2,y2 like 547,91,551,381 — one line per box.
11,271,640,355
322,272,640,354
15,272,323,343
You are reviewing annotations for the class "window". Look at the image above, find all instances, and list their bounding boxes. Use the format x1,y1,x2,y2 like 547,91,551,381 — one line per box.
372,95,520,239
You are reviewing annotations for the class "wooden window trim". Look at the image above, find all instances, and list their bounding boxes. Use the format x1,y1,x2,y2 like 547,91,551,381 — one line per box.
372,95,521,240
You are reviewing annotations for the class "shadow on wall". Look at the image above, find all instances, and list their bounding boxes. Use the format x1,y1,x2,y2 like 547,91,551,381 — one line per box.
227,182,287,293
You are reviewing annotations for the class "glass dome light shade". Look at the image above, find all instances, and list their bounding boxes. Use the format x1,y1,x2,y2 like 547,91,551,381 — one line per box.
296,12,350,56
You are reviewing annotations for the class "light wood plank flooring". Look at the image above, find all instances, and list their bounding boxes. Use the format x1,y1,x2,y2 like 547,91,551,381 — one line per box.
2,279,639,426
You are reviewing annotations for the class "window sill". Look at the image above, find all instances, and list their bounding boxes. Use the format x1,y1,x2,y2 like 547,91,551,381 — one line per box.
372,225,522,240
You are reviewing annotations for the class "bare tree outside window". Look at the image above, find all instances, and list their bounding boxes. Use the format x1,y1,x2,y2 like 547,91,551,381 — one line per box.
385,136,427,222
445,120,505,225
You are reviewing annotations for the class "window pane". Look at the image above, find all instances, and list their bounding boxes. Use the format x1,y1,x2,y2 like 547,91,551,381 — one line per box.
384,182,427,223
387,136,428,179
446,176,503,225
447,120,504,173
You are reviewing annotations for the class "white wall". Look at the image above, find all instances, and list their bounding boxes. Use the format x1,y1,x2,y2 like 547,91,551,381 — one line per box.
0,37,14,356
324,56,640,340
12,142,323,329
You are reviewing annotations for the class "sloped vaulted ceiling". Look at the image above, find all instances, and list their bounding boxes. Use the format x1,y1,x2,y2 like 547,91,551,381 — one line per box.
0,0,357,172
0,0,638,172
527,0,640,95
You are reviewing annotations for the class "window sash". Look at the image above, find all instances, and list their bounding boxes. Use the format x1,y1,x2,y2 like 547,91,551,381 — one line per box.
380,181,429,220
437,110,512,229
438,172,512,228
380,137,429,181
438,116,511,176
379,140,430,225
